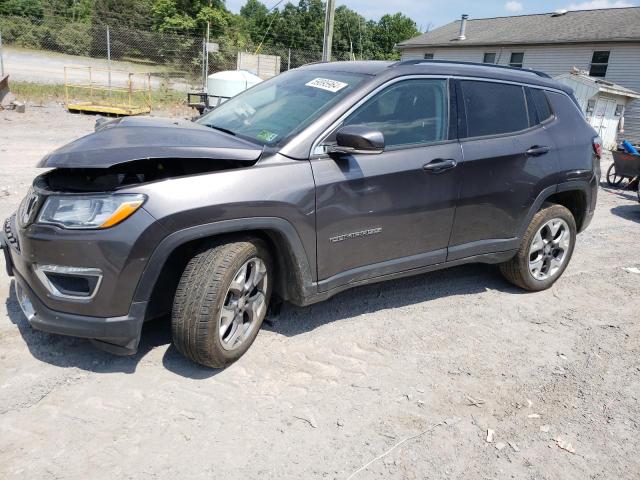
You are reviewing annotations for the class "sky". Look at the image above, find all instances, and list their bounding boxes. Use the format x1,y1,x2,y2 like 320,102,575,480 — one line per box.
224,0,639,31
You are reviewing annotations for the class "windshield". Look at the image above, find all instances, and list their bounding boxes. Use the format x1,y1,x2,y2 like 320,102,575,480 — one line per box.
197,69,368,146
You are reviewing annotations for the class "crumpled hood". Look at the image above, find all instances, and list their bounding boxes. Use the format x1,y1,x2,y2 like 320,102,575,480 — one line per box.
38,116,263,168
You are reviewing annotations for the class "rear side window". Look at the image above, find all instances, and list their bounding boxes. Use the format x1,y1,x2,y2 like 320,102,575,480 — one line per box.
460,80,529,137
530,88,553,123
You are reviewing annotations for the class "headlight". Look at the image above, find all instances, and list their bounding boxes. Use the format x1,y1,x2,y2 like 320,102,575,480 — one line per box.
37,194,146,229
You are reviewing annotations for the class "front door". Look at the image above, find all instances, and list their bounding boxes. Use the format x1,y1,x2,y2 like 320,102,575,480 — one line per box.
311,78,462,291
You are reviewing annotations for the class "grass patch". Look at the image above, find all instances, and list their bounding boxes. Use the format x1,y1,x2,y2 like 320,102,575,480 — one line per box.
10,81,187,110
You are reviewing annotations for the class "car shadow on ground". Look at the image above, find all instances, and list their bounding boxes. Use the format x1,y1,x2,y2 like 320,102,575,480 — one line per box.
5,263,524,378
266,263,524,338
4,280,219,379
600,183,638,200
610,204,640,223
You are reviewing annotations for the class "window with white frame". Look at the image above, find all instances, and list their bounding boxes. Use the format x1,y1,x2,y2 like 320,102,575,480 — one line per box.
589,51,610,77
509,52,524,68
483,52,496,64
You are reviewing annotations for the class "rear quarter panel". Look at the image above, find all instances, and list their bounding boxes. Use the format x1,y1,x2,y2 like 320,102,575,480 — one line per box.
545,91,599,183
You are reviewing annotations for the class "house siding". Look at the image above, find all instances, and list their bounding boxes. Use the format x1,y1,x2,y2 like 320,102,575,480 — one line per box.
401,43,640,144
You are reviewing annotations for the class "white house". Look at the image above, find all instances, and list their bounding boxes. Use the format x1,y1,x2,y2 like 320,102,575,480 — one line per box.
397,7,640,146
554,71,639,150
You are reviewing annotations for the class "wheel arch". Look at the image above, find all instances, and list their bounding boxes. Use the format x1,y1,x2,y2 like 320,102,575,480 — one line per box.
134,217,316,320
544,189,588,232
520,181,593,238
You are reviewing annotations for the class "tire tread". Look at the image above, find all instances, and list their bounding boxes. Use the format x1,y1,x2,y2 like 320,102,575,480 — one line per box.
499,203,576,291
171,239,270,368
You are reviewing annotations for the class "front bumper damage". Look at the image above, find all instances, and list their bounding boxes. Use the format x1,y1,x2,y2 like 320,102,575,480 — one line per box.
1,212,157,355
13,270,146,354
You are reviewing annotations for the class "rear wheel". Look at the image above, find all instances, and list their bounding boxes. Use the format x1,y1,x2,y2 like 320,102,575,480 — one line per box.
606,163,624,186
171,238,272,368
499,204,576,291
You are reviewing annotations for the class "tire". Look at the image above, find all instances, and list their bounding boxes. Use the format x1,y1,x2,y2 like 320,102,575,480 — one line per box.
606,163,624,186
171,238,273,368
499,204,576,291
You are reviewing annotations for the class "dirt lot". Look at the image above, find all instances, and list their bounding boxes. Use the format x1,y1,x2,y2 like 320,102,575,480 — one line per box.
1,104,639,480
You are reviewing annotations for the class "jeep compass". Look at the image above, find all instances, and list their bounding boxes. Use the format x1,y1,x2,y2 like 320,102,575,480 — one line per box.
1,60,601,367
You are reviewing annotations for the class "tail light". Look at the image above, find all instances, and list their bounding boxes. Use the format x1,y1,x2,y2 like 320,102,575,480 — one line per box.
592,136,602,158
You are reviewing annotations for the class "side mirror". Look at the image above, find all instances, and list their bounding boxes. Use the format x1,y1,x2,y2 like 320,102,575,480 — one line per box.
329,125,384,155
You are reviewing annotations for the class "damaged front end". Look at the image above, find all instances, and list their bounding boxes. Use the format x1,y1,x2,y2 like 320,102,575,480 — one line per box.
2,115,265,355
35,115,263,196
39,156,253,193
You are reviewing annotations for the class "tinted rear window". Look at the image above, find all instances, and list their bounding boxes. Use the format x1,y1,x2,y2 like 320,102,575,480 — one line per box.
530,88,553,123
460,80,529,137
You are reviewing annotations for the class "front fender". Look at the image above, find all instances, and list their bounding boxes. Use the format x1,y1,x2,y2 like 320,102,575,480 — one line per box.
132,217,317,307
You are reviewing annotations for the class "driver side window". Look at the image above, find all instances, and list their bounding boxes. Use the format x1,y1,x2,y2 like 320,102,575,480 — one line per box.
343,78,449,148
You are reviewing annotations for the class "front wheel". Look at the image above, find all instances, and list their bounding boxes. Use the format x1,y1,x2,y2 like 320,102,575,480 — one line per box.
606,163,624,186
171,238,273,368
499,204,576,291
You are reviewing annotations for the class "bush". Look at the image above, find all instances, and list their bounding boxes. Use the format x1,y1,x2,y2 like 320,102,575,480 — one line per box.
0,15,91,56
49,22,92,56
0,16,44,48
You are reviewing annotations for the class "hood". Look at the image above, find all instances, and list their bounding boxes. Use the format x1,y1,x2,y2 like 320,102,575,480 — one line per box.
38,116,263,168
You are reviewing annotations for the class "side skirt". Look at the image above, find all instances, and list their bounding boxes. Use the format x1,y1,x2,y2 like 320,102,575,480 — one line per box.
300,249,517,306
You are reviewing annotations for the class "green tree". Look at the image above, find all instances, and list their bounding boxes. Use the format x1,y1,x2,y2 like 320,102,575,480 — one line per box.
369,13,419,59
0,0,44,17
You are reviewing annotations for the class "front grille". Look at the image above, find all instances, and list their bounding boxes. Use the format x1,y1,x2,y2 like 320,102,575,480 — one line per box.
4,215,19,251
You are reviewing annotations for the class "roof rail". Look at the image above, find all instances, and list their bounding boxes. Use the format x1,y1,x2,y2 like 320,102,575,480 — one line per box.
391,59,552,79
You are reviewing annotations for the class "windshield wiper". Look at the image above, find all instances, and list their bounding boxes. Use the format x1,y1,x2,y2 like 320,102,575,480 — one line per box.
208,124,237,136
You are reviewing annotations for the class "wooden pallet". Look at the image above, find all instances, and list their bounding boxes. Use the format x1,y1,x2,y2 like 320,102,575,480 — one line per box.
67,101,150,116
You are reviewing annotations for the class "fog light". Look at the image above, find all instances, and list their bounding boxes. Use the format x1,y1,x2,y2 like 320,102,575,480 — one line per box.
34,264,103,299
15,282,36,321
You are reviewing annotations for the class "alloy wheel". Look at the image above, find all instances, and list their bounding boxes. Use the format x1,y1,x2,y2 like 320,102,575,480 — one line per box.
528,218,571,281
218,257,268,351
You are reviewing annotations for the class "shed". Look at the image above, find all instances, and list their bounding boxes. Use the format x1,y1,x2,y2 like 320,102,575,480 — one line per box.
554,70,640,150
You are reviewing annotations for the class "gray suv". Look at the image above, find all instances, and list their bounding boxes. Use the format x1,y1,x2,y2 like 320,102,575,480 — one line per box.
1,60,601,368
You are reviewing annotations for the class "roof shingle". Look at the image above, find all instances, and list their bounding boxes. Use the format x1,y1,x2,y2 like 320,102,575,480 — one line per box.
398,7,640,48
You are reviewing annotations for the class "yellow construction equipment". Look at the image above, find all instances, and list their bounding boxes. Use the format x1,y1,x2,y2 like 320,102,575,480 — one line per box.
64,66,152,115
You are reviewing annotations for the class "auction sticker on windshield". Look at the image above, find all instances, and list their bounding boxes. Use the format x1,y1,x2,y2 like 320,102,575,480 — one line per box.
305,78,349,93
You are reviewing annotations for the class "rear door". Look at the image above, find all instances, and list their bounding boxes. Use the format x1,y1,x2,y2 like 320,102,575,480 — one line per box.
448,79,560,260
311,77,462,290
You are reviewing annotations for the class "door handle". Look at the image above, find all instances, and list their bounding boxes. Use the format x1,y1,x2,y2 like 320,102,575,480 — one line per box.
423,158,457,173
526,145,551,156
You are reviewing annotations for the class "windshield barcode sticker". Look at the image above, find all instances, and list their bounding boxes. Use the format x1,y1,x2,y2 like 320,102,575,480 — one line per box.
306,78,348,93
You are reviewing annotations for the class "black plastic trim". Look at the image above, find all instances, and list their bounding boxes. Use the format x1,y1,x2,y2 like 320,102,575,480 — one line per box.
1,234,14,276
318,248,446,292
13,271,146,352
133,217,316,307
305,249,517,305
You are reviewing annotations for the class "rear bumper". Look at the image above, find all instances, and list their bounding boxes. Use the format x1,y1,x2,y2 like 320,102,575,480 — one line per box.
580,170,599,233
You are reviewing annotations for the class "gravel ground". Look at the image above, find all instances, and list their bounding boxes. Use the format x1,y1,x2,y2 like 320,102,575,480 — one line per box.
1,105,639,480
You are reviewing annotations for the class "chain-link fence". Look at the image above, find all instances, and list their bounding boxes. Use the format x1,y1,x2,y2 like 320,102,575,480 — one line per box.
0,14,360,93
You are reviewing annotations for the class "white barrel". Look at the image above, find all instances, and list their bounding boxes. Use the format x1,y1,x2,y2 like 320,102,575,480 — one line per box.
207,70,262,98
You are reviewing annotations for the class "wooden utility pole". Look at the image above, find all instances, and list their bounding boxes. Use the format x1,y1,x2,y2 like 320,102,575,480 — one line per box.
205,0,212,90
322,0,335,62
